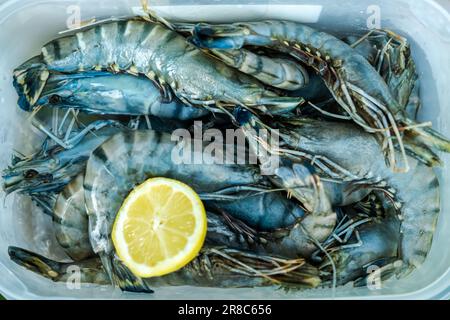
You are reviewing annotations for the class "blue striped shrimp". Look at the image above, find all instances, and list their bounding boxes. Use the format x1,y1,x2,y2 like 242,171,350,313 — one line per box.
2,121,125,195
7,170,321,291
82,129,340,290
31,72,211,120
8,245,320,290
277,118,440,274
174,22,309,91
13,18,302,118
188,20,450,171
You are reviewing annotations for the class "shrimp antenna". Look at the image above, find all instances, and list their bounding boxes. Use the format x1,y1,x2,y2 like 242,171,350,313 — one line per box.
300,223,337,295
141,0,175,31
347,82,409,173
348,30,375,48
307,101,352,120
210,248,280,284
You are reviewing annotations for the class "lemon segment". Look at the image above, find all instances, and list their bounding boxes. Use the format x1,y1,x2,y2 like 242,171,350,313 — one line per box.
112,177,207,278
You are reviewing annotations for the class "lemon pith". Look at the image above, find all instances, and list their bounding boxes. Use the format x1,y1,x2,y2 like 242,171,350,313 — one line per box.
112,177,207,278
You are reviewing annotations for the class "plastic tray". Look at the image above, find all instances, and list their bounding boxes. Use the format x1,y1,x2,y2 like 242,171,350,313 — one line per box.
0,0,449,299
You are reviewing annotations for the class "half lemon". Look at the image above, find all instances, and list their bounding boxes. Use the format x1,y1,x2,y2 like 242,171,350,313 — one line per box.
112,177,207,278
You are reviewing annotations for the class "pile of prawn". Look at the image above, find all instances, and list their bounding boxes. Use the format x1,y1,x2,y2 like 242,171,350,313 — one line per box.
2,6,446,294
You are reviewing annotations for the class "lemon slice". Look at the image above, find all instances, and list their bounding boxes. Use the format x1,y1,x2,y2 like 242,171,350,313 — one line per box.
112,177,207,278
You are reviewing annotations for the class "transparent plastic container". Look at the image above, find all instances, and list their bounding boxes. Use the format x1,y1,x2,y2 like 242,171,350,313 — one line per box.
0,0,449,299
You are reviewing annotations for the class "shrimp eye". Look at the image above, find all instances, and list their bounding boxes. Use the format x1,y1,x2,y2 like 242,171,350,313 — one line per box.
49,95,62,104
41,174,53,183
24,169,39,179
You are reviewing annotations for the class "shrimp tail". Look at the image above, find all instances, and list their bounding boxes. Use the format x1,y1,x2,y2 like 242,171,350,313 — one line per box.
8,246,110,285
8,246,66,281
403,117,450,153
100,254,154,294
13,56,49,111
402,135,443,167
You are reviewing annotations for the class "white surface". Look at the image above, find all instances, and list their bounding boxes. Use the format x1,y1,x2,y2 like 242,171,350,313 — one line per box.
0,0,449,300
